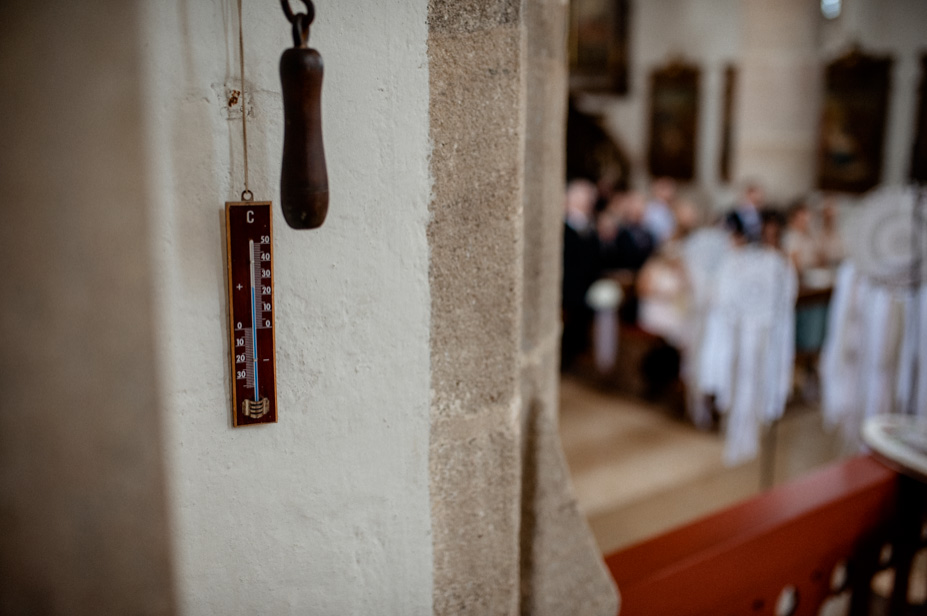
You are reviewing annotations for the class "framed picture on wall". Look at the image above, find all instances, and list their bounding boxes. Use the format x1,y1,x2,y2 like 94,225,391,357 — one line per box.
647,60,700,181
568,0,630,94
911,53,927,184
817,47,893,193
719,65,737,183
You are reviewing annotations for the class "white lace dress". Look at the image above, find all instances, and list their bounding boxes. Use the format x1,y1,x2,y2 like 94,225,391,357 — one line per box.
697,247,797,464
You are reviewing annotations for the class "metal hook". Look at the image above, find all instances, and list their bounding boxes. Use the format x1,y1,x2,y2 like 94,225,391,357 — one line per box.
281,0,314,25
281,0,314,47
293,14,311,47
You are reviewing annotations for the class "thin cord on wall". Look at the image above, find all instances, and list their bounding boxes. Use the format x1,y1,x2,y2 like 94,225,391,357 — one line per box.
238,0,252,201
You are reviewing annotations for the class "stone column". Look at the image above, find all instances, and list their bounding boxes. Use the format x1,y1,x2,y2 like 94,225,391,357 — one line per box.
519,0,619,614
427,0,618,613
733,0,821,200
428,1,525,612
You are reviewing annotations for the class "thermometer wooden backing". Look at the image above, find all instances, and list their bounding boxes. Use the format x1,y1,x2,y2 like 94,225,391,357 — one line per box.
225,201,278,426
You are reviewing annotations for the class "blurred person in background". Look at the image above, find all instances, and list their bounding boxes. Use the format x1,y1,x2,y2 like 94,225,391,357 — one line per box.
604,191,656,272
783,200,820,271
724,182,765,243
817,195,846,266
636,199,703,399
724,210,749,247
673,199,700,241
759,207,786,252
643,177,678,246
562,179,602,369
598,191,656,327
782,200,834,397
595,195,621,249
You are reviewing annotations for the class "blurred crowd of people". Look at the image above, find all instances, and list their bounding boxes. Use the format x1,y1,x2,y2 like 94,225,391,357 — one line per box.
561,176,847,388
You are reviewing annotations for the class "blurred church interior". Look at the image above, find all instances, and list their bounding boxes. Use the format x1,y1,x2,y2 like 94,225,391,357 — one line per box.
3,0,927,614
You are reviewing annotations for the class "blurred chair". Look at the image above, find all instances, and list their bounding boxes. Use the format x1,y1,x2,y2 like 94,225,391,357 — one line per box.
821,187,927,447
821,262,925,448
679,228,732,427
696,246,797,465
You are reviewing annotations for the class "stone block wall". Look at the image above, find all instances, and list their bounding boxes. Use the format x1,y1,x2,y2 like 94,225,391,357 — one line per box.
518,3,619,614
428,1,525,612
427,1,619,613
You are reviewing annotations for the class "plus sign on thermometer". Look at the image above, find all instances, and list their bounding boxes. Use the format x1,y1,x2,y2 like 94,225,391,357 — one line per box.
225,201,278,426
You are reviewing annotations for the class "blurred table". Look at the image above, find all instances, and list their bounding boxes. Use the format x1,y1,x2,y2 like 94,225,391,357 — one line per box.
863,414,927,613
863,414,927,483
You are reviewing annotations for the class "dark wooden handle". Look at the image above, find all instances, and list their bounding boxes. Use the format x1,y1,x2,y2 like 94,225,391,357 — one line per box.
280,47,328,229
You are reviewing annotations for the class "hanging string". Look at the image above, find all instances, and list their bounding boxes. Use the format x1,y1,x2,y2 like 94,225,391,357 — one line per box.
238,0,253,201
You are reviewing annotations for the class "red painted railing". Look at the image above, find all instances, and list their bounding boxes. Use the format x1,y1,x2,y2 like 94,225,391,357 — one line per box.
604,456,926,615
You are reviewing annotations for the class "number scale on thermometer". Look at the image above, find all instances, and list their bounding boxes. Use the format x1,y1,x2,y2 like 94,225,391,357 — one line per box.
225,201,278,426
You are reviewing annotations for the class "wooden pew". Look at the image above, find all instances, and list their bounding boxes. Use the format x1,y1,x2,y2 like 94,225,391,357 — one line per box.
604,456,910,615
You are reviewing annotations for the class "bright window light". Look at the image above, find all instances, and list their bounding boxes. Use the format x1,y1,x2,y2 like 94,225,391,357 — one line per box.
821,0,841,19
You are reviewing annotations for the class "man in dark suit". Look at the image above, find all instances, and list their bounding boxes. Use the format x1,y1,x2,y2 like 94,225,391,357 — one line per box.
562,180,601,369
725,182,764,243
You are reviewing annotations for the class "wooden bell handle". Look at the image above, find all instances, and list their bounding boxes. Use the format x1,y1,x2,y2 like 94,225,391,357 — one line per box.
279,10,328,229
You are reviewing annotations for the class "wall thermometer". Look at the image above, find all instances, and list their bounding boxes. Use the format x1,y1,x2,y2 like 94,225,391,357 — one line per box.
225,201,278,426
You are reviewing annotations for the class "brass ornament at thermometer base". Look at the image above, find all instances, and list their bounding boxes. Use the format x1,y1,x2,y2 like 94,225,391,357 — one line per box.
280,0,329,229
225,201,278,426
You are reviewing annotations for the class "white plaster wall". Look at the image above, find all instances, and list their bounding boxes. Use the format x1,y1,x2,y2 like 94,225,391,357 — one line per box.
140,1,433,613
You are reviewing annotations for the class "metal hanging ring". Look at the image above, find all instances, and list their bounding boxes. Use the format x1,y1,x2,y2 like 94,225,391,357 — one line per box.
241,189,254,201
281,0,314,25
292,13,311,47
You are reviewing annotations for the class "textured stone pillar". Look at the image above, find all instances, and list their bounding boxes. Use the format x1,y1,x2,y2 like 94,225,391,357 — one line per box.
733,0,820,200
428,1,618,613
428,1,525,612
0,2,175,614
519,0,619,615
